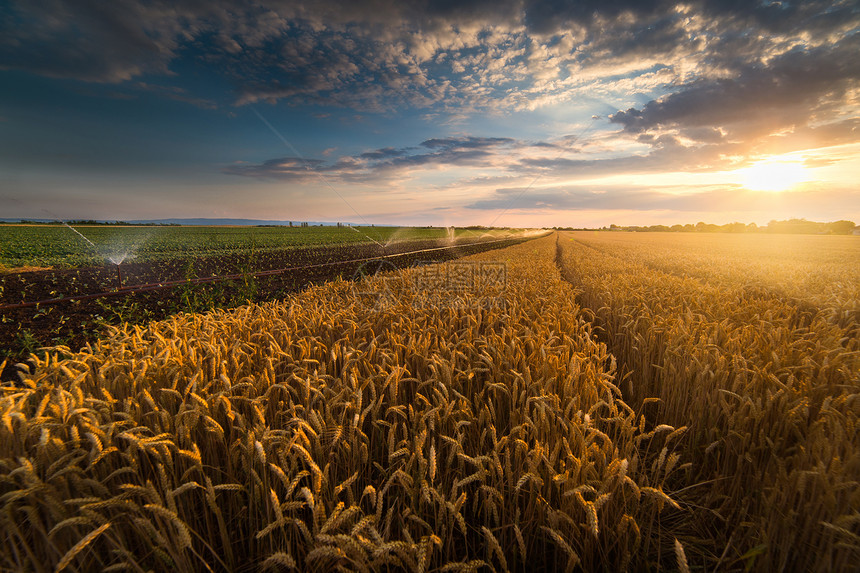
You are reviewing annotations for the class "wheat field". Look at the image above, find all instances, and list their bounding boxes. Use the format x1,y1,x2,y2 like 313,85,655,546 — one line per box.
557,231,859,571
1,232,857,571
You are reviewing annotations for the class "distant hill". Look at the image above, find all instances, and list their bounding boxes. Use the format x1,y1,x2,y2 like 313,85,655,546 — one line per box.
126,218,349,226
0,218,364,226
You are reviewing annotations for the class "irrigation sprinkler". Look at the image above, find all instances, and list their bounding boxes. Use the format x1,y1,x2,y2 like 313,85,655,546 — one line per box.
0,234,543,312
114,262,123,290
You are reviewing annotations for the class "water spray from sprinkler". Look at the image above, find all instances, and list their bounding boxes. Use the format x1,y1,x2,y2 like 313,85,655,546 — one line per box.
42,209,131,290
42,209,105,256
59,219,99,250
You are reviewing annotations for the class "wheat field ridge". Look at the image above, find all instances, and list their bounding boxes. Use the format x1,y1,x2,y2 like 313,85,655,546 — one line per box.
1,232,858,572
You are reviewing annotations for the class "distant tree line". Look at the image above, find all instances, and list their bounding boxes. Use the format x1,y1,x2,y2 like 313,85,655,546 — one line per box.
3,220,181,226
554,219,857,235
65,220,133,226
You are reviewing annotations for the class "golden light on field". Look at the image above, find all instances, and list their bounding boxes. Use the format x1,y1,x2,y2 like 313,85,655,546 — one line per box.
738,158,809,192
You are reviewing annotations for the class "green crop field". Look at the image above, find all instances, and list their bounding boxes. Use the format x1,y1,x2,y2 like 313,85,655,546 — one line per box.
0,225,513,269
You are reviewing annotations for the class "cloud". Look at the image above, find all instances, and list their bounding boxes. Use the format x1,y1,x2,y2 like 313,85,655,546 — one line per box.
2,0,855,119
466,183,860,215
523,0,858,37
610,35,860,138
222,115,851,195
0,0,180,82
359,147,410,160
4,0,858,207
222,156,324,181
420,136,516,150
222,134,552,183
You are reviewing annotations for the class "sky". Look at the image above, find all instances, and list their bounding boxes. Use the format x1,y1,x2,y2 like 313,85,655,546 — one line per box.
1,0,858,228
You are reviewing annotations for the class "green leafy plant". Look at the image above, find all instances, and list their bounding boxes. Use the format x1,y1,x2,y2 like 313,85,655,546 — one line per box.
14,328,43,358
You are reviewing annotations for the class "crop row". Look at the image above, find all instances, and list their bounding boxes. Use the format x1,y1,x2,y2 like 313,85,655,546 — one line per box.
569,231,859,325
557,231,860,571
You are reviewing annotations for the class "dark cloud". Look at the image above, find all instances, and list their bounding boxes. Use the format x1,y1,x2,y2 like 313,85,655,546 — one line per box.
523,0,857,36
610,33,860,144
221,156,325,180
2,0,856,115
523,0,666,35
413,0,523,25
420,136,516,149
359,147,410,160
700,0,858,36
0,0,183,82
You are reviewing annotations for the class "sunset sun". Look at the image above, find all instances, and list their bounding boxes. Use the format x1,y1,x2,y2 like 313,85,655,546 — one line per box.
738,159,809,192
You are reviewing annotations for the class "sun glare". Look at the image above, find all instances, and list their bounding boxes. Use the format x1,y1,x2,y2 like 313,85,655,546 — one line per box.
738,159,809,192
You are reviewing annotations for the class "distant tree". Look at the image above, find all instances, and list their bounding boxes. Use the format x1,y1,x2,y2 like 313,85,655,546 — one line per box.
722,222,747,233
768,218,822,234
825,220,856,235
696,222,719,232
